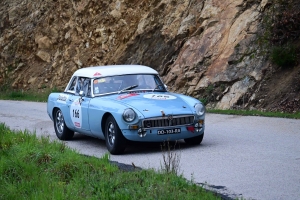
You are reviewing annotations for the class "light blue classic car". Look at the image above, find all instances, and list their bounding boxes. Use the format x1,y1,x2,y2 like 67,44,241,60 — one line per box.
47,65,205,154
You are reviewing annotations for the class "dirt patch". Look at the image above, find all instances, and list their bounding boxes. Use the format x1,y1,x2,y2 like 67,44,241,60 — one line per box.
246,64,300,113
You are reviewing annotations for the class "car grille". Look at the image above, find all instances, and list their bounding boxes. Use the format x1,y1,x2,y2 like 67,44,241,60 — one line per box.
142,115,194,128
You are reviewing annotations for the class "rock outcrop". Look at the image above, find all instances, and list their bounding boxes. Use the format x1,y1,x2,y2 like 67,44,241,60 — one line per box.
0,0,299,112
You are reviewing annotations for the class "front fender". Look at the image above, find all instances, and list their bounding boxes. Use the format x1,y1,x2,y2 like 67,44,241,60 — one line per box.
88,98,145,139
47,93,75,131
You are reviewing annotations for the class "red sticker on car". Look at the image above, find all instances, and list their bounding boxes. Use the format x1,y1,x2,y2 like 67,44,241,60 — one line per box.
93,72,101,76
74,122,81,127
118,93,139,100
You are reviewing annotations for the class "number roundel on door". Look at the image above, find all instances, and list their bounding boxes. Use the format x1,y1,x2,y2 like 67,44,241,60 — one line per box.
70,98,82,128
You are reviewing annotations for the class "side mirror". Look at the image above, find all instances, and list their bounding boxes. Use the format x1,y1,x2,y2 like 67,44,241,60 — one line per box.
79,91,84,96
79,91,84,105
164,84,168,90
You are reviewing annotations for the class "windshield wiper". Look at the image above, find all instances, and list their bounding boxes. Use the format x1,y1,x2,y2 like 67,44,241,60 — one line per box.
118,85,139,94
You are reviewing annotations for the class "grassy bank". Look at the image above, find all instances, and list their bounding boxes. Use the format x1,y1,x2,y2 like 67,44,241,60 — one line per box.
0,123,219,199
208,109,300,119
0,88,60,102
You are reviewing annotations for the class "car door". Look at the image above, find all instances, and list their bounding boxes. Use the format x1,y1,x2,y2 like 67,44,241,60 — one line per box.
68,77,92,135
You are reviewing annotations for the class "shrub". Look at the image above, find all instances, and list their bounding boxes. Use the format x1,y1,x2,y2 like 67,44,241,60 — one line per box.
271,44,297,67
199,98,208,105
160,140,181,175
260,0,300,67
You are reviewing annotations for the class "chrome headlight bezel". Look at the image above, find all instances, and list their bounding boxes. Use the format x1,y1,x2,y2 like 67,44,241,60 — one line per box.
194,103,205,116
122,108,136,122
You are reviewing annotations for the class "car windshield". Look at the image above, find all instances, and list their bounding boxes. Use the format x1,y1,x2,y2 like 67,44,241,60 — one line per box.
93,74,166,95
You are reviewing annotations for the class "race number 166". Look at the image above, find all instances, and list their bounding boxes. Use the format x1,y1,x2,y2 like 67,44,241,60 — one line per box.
73,109,80,118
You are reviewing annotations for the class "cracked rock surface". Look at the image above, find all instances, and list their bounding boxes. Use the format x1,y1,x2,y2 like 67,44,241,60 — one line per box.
0,0,299,112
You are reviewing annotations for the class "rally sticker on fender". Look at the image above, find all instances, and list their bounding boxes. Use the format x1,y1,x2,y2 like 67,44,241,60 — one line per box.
143,94,177,100
57,94,69,103
70,98,82,128
118,93,139,100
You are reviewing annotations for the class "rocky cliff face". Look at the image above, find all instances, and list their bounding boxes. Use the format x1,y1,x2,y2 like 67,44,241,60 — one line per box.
0,0,299,112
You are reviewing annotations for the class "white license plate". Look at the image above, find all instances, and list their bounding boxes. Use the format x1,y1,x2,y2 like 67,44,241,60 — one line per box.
157,128,181,135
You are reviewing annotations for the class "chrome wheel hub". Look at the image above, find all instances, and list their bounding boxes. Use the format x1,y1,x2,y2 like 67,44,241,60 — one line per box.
108,122,115,145
56,111,64,134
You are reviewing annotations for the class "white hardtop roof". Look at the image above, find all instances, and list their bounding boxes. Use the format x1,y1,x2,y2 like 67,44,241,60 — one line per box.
73,65,158,78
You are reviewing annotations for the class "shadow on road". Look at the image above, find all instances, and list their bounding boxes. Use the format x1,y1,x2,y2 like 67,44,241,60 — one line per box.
71,132,208,155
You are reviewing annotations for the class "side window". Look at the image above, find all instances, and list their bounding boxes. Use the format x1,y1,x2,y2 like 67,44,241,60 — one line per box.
66,77,77,93
75,77,91,96
85,79,91,96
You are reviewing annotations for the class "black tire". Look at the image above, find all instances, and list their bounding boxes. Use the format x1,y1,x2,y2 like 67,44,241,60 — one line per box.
184,133,204,145
105,115,127,155
53,108,74,140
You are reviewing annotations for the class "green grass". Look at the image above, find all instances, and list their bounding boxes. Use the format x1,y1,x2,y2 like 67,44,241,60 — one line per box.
0,88,61,102
0,123,219,200
208,109,300,119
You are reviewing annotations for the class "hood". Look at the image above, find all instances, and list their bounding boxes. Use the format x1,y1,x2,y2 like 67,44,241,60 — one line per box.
106,92,195,118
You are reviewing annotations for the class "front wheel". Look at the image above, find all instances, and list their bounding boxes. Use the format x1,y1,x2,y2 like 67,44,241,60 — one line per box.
54,108,74,140
184,133,204,145
105,115,127,155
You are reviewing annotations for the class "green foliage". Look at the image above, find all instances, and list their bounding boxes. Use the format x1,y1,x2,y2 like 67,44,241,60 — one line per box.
199,98,208,105
270,44,297,67
198,85,214,105
8,90,26,99
51,86,61,93
269,1,300,45
0,123,220,200
207,109,300,119
259,0,300,67
0,87,63,102
206,84,214,94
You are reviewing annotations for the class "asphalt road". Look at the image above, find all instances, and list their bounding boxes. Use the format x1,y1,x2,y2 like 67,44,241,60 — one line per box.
0,100,299,200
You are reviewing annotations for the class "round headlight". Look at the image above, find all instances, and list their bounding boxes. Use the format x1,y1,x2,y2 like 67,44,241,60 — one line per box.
123,108,136,122
194,103,205,116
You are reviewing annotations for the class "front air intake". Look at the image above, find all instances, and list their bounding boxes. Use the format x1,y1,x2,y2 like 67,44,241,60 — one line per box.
142,115,194,128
